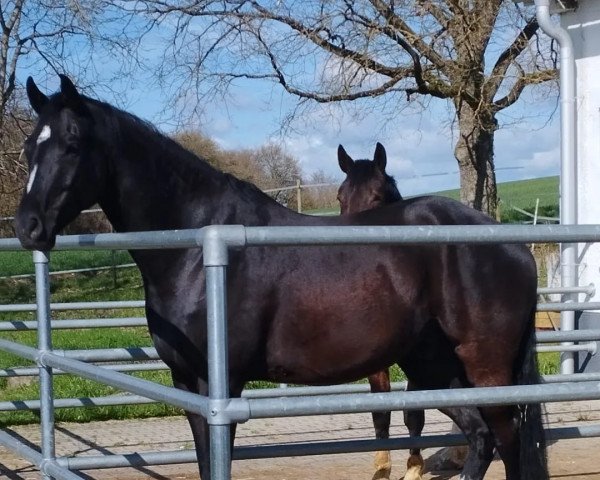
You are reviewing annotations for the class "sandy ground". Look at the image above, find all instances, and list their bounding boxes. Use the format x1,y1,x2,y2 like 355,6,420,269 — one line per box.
1,400,600,479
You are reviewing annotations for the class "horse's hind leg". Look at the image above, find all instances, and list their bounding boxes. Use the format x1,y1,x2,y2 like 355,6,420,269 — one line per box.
455,344,521,479
403,381,425,480
439,406,495,480
368,370,392,480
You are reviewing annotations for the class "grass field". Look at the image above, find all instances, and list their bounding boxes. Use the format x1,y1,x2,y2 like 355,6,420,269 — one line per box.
309,175,559,220
0,175,560,425
0,249,133,278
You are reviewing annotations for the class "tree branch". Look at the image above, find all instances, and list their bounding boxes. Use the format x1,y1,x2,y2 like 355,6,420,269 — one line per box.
340,3,453,99
368,0,451,75
254,29,409,103
493,68,556,110
486,16,540,101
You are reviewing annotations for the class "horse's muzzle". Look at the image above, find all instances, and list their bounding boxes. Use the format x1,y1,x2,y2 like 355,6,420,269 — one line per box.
15,210,56,250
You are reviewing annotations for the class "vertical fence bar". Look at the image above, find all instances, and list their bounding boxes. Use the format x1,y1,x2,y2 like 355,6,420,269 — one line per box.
33,250,56,479
296,179,302,213
205,241,231,480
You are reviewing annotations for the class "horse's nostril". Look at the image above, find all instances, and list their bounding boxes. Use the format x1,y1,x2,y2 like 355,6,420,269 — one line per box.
26,215,43,240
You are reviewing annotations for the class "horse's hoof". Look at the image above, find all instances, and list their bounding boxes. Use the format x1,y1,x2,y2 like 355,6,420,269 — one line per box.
425,446,466,471
372,450,392,480
403,453,424,480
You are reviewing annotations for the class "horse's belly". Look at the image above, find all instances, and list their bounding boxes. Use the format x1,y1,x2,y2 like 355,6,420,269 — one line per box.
264,307,416,385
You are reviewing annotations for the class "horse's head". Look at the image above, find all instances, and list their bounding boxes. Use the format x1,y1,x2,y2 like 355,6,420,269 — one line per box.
337,142,402,214
15,75,106,250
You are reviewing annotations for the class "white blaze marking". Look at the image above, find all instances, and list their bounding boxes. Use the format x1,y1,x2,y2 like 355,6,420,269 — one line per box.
26,164,38,194
36,125,51,145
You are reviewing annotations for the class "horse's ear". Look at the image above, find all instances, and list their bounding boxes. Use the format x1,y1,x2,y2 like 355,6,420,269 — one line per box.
338,145,354,174
60,75,79,98
59,75,85,112
374,142,387,172
26,77,49,114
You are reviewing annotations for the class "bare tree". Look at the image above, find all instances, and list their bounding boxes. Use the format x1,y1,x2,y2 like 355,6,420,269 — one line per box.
125,0,556,216
252,143,302,204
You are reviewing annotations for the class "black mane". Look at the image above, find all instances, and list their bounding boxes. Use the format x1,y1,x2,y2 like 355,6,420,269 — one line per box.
81,95,270,203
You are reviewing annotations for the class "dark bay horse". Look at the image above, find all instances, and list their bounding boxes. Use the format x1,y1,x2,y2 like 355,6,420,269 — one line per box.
337,142,402,214
16,76,547,480
338,142,421,480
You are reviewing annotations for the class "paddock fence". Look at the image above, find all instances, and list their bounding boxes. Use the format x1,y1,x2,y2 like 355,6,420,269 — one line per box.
0,224,600,479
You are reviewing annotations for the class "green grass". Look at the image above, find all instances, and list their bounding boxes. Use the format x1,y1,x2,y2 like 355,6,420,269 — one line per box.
0,268,163,426
0,250,133,278
423,175,558,207
306,176,560,221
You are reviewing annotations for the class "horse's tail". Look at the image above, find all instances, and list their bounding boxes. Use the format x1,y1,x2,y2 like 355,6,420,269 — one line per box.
515,307,549,480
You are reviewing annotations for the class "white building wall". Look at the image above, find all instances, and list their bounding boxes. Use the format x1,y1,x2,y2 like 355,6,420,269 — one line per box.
562,2,600,302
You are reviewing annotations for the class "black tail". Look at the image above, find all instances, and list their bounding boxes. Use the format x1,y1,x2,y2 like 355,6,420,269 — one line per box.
515,308,549,480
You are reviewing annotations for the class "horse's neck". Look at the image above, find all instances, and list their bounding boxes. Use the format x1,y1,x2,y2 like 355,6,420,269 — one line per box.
98,138,292,235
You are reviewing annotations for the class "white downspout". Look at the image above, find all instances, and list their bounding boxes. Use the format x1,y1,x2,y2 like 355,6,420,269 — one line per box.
534,0,577,374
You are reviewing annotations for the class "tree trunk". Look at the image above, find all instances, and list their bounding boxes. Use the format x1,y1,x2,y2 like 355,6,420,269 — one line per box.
453,103,498,218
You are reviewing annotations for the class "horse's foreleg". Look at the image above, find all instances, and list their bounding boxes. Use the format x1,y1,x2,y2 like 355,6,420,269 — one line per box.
185,410,211,479
172,374,240,480
403,381,425,480
170,374,212,479
368,369,392,480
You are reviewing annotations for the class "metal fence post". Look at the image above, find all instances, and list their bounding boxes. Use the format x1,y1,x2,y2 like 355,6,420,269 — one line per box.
204,230,232,480
33,250,56,479
296,179,302,213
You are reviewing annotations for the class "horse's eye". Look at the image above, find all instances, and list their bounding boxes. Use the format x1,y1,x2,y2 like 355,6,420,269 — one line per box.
65,140,80,153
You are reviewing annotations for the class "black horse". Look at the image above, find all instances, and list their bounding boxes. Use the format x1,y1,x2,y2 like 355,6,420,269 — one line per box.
16,76,547,480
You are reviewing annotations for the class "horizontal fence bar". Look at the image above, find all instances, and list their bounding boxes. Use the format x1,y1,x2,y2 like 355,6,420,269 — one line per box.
2,224,600,253
244,381,600,419
56,424,600,471
54,347,159,362
3,373,600,414
0,361,167,378
243,224,600,246
1,331,599,377
4,330,595,366
0,263,137,280
0,300,145,313
538,285,595,296
0,394,155,411
0,229,207,251
0,317,147,331
543,372,600,383
536,329,600,342
0,291,584,316
3,305,594,330
537,343,596,353
538,302,600,312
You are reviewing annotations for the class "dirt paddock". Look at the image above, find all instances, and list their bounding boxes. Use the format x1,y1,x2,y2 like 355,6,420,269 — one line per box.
1,400,599,479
